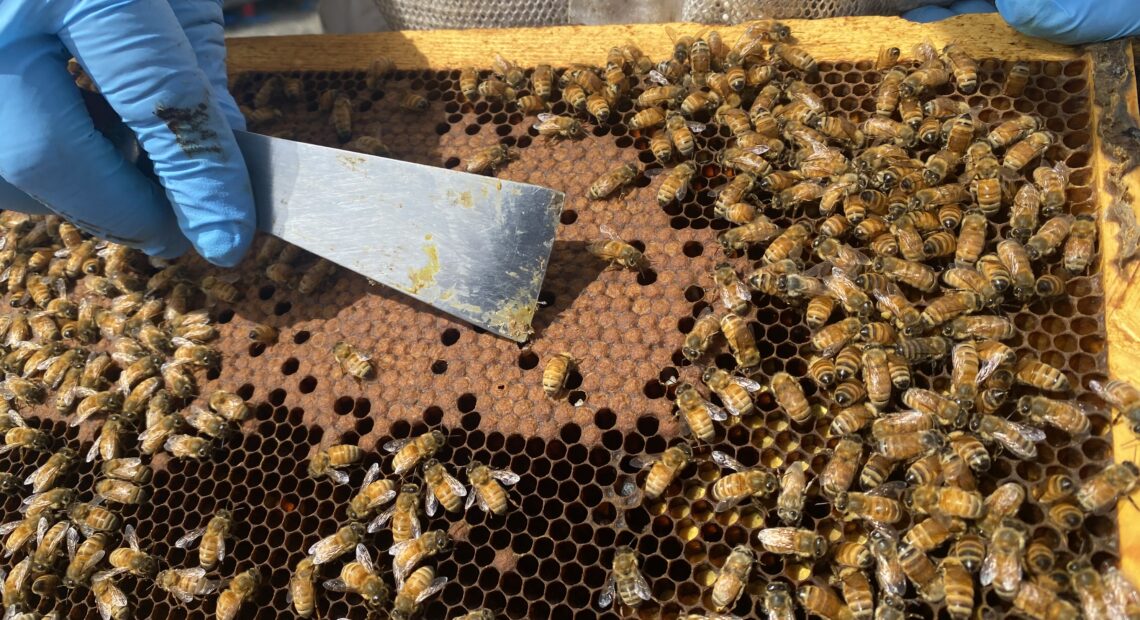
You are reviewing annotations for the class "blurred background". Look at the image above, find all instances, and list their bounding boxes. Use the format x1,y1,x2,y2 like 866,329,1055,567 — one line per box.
224,0,323,37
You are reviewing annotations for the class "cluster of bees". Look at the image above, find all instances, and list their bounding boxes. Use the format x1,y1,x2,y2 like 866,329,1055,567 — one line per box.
0,211,352,619
445,22,1140,620
286,430,518,619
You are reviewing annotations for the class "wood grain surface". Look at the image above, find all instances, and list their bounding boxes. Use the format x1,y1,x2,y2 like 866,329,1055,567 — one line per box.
225,15,1140,581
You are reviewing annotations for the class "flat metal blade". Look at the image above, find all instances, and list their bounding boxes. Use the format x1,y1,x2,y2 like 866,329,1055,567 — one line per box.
235,131,563,341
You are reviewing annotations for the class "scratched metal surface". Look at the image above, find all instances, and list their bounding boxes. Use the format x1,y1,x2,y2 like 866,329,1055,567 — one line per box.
0,55,1116,620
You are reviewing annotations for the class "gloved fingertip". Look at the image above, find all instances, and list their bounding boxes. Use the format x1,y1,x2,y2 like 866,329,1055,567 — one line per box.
995,0,1072,41
948,0,998,15
902,6,957,23
190,223,255,267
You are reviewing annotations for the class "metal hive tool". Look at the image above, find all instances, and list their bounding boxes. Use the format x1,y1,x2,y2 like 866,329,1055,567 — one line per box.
0,49,1117,620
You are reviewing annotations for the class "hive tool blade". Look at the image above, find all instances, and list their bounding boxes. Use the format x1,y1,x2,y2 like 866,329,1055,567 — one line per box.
235,131,563,341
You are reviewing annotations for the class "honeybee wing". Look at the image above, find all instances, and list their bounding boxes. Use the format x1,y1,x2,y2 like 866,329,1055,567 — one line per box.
355,543,374,573
470,486,492,513
93,575,129,620
599,224,623,241
976,350,1005,385
1104,565,1140,618
646,69,671,86
308,532,348,565
711,450,747,472
383,437,413,453
1089,379,1126,409
85,439,101,463
67,526,78,559
367,504,395,534
361,462,381,486
869,525,906,597
687,120,707,133
598,573,617,609
629,455,658,470
34,517,48,546
732,376,763,393
490,470,521,486
366,488,397,512
705,400,729,422
465,487,478,511
174,526,205,550
0,520,21,536
632,567,652,601
732,21,773,58
719,280,752,311
992,419,1046,459
867,480,907,499
425,489,440,517
322,577,349,592
533,112,559,128
6,409,25,427
123,523,139,551
416,576,449,603
326,469,350,486
979,548,999,586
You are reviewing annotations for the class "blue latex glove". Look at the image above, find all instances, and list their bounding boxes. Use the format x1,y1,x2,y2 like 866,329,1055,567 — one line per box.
0,0,256,267
905,0,1140,45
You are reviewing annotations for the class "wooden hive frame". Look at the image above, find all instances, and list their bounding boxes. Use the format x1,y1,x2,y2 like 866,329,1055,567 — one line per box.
227,13,1140,581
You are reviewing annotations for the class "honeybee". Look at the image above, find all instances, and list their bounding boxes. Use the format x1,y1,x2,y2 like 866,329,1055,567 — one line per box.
702,367,761,418
0,415,49,456
650,164,693,208
1017,395,1089,439
695,543,750,612
719,217,782,253
585,92,611,121
1062,215,1096,274
466,461,519,515
288,557,317,618
632,443,691,500
533,113,584,138
68,501,120,538
1014,357,1069,391
332,341,374,381
390,566,449,620
0,516,40,560
386,431,446,477
971,413,1046,459
175,509,232,569
894,335,951,363
977,253,1012,292
674,383,726,443
873,256,937,292
99,523,156,580
139,412,183,455
87,568,129,620
304,521,366,568
978,522,1026,600
529,63,554,99
831,402,875,437
1075,461,1139,513
24,446,76,493
390,530,451,584
921,291,983,331
1,374,46,408
897,542,946,603
1004,131,1053,171
459,67,479,99
811,317,860,358
870,287,922,335
1004,61,1031,96
1033,473,1076,505
94,478,146,505
212,568,262,620
709,450,777,511
770,371,811,424
856,347,889,408
719,313,759,368
413,460,465,517
154,567,219,605
648,131,675,164
976,482,1027,538
588,226,646,271
320,543,390,608
465,144,519,175
302,444,364,486
837,486,906,525
1091,379,1140,432
862,117,915,146
823,268,872,316
345,135,391,158
477,77,515,101
370,483,422,543
588,163,639,200
988,114,1038,150
821,437,863,499
344,463,396,522
805,297,836,331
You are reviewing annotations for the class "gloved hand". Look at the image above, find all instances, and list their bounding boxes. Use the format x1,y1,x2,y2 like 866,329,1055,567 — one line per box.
0,0,256,267
904,0,1140,45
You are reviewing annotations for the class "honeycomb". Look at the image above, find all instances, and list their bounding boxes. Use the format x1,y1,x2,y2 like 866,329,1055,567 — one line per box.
0,44,1117,620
